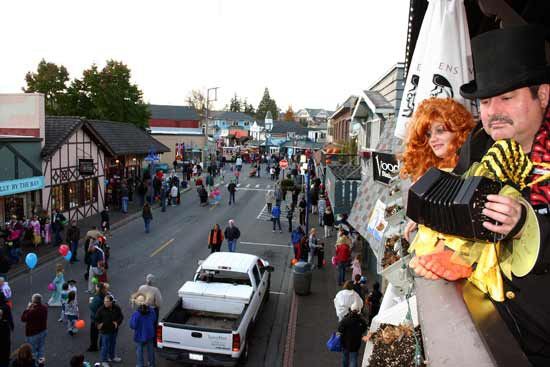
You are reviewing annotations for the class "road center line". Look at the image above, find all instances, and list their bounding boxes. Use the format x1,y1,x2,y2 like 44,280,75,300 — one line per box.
150,238,175,257
240,241,289,248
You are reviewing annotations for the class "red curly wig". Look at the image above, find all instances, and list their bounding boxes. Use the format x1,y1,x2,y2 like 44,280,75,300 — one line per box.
400,98,475,181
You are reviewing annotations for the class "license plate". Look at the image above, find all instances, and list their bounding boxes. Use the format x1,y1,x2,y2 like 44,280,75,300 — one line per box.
189,353,203,361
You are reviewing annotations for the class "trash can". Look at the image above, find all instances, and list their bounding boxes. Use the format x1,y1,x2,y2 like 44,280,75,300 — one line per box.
293,261,312,295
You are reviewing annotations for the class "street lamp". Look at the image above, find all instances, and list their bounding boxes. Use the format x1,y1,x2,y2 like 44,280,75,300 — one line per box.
264,111,273,157
204,87,219,164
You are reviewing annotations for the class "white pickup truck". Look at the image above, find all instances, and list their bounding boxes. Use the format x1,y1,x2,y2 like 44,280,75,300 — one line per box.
156,252,274,366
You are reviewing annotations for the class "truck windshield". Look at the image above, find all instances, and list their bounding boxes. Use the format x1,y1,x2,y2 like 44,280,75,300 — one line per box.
196,269,252,286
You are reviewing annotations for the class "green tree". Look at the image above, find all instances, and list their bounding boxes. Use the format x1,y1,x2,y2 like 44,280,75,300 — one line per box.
64,60,150,128
283,105,295,121
229,93,242,112
23,59,69,115
255,88,278,120
243,98,255,116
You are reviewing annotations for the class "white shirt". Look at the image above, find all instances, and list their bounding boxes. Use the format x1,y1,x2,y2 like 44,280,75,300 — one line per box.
334,289,363,321
170,186,178,197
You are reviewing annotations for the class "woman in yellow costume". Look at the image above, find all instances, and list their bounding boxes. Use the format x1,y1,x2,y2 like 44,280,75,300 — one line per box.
400,97,476,280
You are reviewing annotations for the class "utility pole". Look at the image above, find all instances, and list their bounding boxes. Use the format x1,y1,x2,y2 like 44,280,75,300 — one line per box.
204,87,219,164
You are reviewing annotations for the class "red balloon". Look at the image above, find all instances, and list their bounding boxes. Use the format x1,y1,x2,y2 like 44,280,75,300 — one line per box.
75,319,86,329
58,244,69,257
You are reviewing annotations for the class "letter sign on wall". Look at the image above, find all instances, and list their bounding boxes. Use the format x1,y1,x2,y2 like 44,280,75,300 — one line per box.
372,152,400,185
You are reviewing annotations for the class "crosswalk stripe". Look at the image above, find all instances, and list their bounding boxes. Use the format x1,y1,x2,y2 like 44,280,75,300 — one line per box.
237,183,241,187
267,185,271,189
246,184,250,188
255,184,260,188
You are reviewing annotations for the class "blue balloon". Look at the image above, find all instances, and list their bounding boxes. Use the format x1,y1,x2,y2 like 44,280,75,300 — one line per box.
25,253,38,269
64,251,72,262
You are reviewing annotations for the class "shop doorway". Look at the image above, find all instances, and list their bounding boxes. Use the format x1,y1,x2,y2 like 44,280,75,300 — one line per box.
4,196,24,219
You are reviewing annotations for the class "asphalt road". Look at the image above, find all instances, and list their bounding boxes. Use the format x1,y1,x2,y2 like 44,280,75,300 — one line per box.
8,165,295,366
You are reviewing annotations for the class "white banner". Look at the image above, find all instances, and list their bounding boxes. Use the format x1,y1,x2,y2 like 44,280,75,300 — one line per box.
395,0,477,140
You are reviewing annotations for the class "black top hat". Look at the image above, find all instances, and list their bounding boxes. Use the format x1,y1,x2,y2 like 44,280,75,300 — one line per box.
460,25,550,100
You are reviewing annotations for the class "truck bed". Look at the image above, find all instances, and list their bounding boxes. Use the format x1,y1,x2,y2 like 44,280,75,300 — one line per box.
164,299,241,331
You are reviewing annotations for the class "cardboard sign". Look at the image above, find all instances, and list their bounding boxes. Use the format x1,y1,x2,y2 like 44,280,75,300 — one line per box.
372,152,399,185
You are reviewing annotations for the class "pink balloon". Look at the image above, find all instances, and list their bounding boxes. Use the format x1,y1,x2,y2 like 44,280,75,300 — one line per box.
48,283,55,291
58,244,69,257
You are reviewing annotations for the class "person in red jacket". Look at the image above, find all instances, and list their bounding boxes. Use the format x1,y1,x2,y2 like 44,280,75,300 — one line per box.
335,237,351,286
208,224,224,253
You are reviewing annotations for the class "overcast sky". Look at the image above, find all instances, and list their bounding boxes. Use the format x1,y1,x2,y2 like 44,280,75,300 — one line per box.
1,0,409,112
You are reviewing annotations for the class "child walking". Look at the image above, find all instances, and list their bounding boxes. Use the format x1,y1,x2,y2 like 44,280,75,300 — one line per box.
64,291,79,335
352,254,362,280
48,263,65,307
58,282,69,322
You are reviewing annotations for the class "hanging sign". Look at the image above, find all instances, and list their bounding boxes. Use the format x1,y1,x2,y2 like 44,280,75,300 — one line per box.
0,176,45,196
372,152,400,185
78,159,94,176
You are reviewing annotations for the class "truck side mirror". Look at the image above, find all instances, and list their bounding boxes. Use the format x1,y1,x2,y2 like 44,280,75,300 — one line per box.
265,265,274,273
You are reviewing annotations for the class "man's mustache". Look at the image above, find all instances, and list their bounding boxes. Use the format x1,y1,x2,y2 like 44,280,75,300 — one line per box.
488,114,514,128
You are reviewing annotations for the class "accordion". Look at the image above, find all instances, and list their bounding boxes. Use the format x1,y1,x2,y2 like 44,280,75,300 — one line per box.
407,167,503,242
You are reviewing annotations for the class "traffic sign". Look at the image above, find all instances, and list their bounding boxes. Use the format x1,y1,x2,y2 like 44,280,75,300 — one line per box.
279,159,289,169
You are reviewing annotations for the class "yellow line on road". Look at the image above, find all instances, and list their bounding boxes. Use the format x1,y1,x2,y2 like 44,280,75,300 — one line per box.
150,238,175,257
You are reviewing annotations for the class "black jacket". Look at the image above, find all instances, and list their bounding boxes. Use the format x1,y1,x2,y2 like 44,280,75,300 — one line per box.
338,312,368,352
456,121,550,363
224,226,240,241
95,303,124,334
66,225,80,242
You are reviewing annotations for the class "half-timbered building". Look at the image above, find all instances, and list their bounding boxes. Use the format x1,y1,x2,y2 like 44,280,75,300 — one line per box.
41,116,108,222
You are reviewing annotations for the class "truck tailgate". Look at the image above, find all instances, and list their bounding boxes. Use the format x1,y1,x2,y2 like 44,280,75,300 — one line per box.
160,323,233,354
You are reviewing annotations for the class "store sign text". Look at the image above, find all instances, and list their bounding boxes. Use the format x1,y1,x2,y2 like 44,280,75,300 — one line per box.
0,176,45,196
372,152,400,185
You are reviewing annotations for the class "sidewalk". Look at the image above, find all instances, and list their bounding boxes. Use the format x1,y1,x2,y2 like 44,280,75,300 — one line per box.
288,228,366,367
5,186,191,279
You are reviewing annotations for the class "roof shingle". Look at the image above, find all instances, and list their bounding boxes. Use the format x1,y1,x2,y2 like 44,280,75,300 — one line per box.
87,120,170,155
148,104,200,121
42,116,84,157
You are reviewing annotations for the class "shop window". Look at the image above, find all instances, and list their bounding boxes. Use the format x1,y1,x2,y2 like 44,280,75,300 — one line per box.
92,178,98,203
51,185,68,212
68,182,79,209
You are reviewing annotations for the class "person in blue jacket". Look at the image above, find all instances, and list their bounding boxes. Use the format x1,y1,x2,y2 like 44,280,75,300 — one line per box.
130,303,156,367
271,205,282,233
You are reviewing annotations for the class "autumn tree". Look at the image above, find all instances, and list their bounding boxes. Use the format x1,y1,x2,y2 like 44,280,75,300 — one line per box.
283,105,295,121
186,89,214,118
23,59,69,115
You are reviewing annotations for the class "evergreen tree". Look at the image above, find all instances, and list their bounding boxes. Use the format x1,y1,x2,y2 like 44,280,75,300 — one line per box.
23,59,69,115
242,98,255,116
229,93,241,112
255,88,278,120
